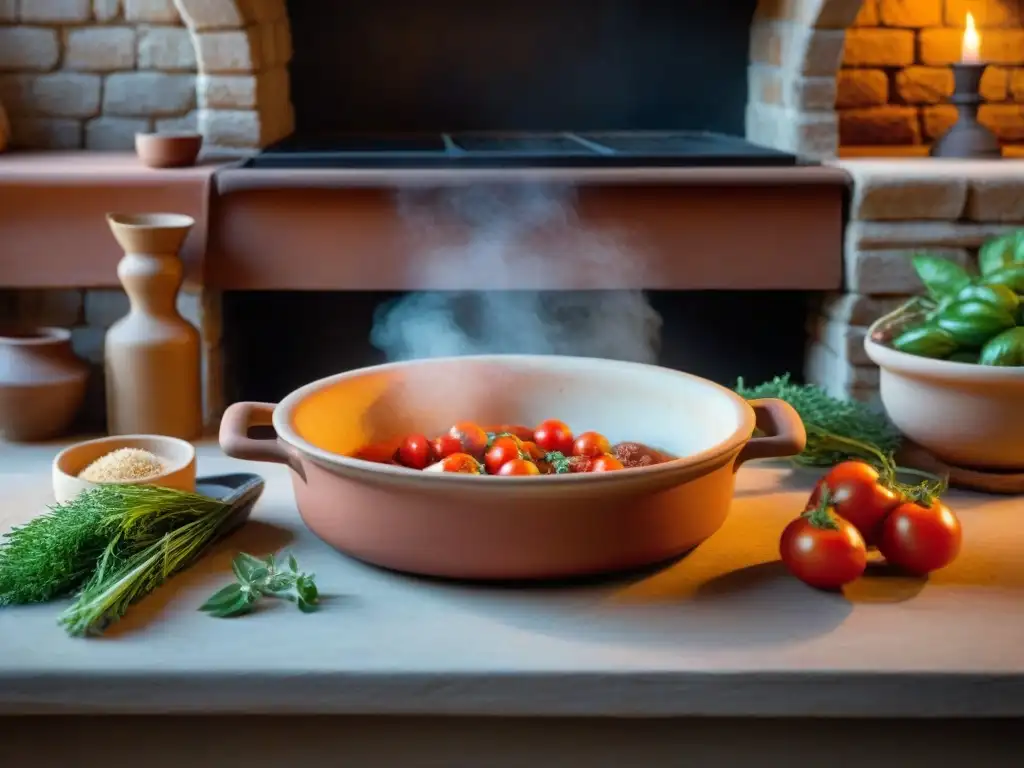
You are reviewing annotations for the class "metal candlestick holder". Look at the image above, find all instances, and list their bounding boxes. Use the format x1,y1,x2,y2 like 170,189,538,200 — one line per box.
930,63,1001,159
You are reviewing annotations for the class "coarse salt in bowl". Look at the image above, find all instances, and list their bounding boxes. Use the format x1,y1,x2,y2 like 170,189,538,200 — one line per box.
52,435,197,504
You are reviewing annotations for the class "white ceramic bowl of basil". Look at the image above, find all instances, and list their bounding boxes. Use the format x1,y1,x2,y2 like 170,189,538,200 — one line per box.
863,242,1024,470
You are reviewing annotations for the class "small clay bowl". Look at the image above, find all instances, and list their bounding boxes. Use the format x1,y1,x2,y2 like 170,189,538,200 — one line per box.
135,131,203,169
52,435,197,504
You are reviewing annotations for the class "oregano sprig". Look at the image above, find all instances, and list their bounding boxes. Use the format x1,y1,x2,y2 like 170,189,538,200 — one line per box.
199,552,320,619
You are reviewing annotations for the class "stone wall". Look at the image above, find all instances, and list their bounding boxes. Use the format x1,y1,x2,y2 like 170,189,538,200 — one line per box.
806,158,1024,406
839,0,1024,152
0,0,293,150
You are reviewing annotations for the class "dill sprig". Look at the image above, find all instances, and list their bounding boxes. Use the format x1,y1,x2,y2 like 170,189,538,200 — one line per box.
0,485,229,608
735,374,902,467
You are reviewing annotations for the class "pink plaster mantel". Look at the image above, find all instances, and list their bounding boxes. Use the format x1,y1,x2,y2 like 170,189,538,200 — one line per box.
0,153,227,289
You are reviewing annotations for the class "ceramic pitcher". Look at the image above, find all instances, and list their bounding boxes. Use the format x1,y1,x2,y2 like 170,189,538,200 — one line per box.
104,213,202,439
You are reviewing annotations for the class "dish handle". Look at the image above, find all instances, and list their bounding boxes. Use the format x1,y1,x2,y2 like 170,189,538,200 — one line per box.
734,398,807,471
219,402,304,478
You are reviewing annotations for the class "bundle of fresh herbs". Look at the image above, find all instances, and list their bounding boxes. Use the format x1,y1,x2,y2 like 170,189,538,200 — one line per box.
735,374,902,468
0,485,258,637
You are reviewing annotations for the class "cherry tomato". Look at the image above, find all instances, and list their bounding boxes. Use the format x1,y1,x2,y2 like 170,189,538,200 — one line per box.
567,455,592,473
424,453,483,474
807,461,901,547
519,440,546,462
449,422,489,458
878,500,962,576
485,424,535,442
572,431,612,458
533,419,574,455
496,459,541,476
396,434,431,470
588,454,624,472
484,436,524,474
779,506,867,590
430,434,463,461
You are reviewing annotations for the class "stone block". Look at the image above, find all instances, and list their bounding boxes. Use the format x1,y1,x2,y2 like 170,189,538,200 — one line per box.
173,0,252,30
85,116,150,149
835,69,888,108
806,341,880,394
102,71,196,116
193,26,263,73
124,0,179,23
0,73,102,118
197,67,284,109
919,28,1024,66
65,27,136,71
820,293,909,326
845,247,971,295
138,26,196,70
979,104,1024,141
93,0,121,22
155,109,197,132
839,106,921,146
9,117,81,148
966,174,1024,222
877,0,942,27
11,289,84,327
749,21,846,76
980,67,1011,102
944,0,1022,27
19,0,90,23
807,315,872,367
921,104,957,140
895,66,953,105
84,289,129,327
841,160,968,220
846,219,1019,249
852,0,879,26
843,28,915,67
1011,70,1024,101
745,102,838,158
199,107,261,146
748,65,836,110
0,28,60,71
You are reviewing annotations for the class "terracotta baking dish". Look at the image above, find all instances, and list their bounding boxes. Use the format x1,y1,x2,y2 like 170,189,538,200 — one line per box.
219,355,806,580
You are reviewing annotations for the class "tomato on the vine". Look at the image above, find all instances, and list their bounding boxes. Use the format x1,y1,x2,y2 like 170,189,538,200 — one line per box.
573,431,612,458
496,458,541,476
878,500,962,576
780,500,867,590
588,454,624,472
397,434,431,470
486,424,535,442
533,419,574,455
425,453,483,474
449,422,489,458
807,461,901,546
485,436,524,474
431,434,464,461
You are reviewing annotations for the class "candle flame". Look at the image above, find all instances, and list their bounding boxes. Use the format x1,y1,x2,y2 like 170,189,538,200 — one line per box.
962,12,980,63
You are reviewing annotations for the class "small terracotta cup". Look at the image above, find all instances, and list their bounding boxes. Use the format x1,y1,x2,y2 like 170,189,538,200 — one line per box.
135,131,203,169
52,434,197,504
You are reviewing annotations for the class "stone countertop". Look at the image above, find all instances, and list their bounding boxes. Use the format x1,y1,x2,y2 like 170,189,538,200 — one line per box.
0,441,1022,717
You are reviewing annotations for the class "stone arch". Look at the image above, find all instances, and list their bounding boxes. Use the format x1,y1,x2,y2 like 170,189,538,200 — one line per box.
747,0,864,158
172,0,295,149
174,0,863,158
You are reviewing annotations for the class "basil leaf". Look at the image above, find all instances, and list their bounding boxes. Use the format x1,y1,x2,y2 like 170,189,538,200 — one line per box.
978,231,1024,277
206,591,258,619
911,254,971,299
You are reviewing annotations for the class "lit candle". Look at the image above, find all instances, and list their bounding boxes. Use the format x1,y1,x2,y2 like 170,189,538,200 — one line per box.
961,12,981,64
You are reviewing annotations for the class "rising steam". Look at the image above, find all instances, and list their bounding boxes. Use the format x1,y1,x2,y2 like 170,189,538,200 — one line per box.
370,183,663,363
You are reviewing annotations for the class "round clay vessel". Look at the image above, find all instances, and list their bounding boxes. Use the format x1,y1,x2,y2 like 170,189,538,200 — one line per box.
52,434,196,504
0,327,88,442
865,320,1024,471
219,354,806,581
135,131,202,168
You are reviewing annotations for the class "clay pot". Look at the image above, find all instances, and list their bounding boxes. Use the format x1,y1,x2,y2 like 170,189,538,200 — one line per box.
220,354,806,581
135,132,203,169
865,320,1024,471
0,327,89,442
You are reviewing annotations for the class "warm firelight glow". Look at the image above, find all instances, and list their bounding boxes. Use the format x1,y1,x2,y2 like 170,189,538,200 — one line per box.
962,12,981,63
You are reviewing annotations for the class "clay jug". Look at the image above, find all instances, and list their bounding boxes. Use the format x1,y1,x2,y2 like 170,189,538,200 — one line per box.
104,213,202,439
0,327,89,441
